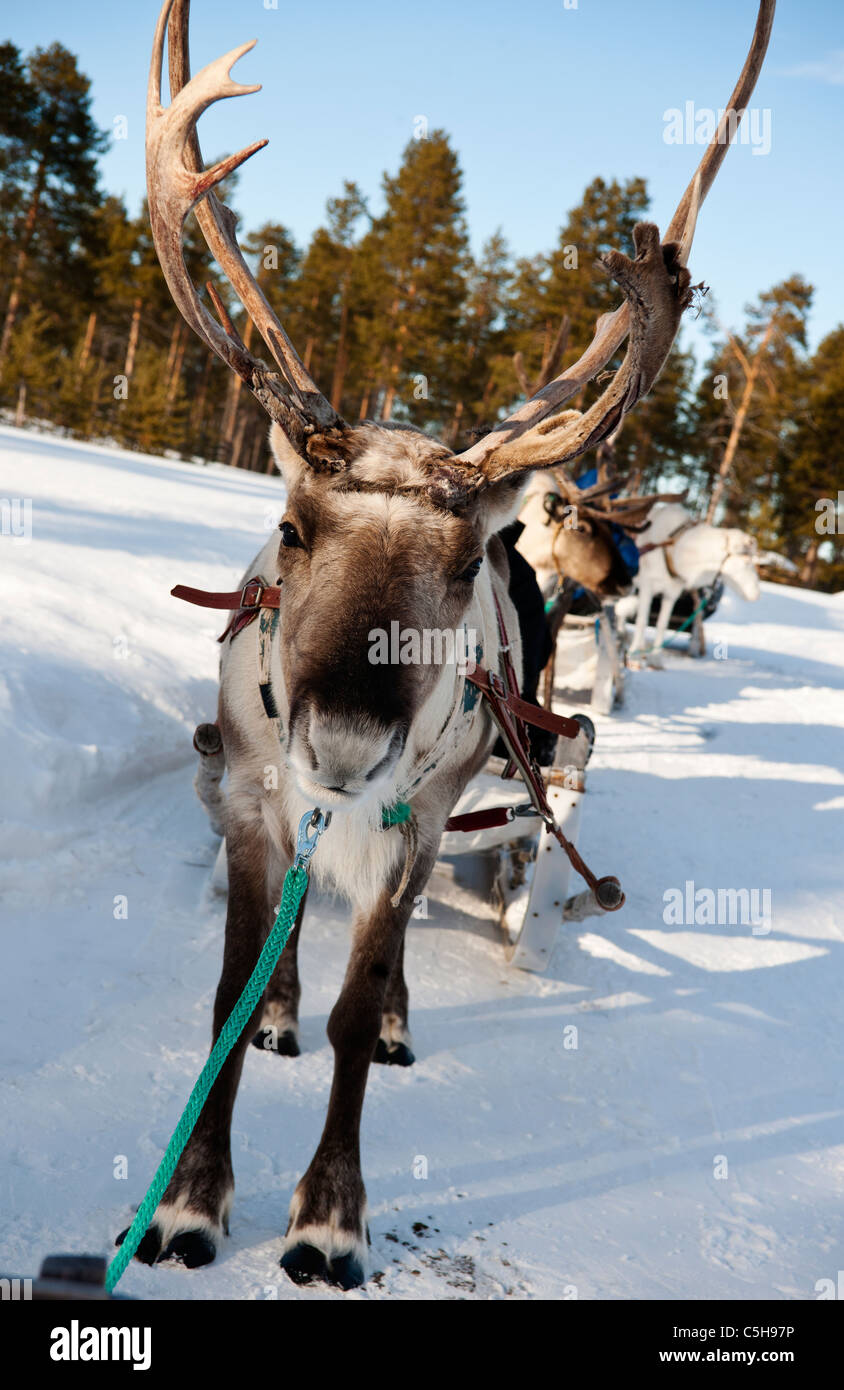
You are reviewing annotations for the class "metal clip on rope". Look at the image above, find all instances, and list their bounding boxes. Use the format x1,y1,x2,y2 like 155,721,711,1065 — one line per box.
294,808,331,871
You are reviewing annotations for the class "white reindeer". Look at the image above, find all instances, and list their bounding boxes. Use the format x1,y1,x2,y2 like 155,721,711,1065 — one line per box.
628,503,760,663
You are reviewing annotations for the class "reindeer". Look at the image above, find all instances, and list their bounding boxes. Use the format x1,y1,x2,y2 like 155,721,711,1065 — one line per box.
516,454,687,598
510,318,688,601
126,0,774,1288
627,502,760,663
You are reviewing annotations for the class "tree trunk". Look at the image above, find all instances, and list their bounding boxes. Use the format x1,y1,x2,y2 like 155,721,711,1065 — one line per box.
379,284,414,422
165,325,187,414
706,318,775,523
799,538,819,587
446,399,464,449
330,283,350,412
190,353,212,433
123,298,142,380
230,412,248,471
0,158,47,371
87,360,106,434
163,320,181,378
15,382,26,427
77,312,97,382
358,368,377,422
219,319,253,458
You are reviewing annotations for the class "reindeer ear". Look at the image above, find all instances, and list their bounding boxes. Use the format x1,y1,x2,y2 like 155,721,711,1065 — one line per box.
476,475,531,540
269,422,360,485
268,422,308,487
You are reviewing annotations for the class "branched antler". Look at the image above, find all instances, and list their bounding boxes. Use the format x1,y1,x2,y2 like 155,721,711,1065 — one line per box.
144,0,775,499
458,0,776,486
481,225,693,481
547,464,687,536
146,0,347,458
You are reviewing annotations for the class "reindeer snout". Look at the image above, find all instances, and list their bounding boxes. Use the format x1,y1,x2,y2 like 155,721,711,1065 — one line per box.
288,698,406,802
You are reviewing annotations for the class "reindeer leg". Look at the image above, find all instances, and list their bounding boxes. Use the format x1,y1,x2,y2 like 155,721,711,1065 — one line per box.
651,590,676,660
373,934,414,1067
117,816,276,1269
629,580,653,662
281,849,434,1289
252,889,306,1058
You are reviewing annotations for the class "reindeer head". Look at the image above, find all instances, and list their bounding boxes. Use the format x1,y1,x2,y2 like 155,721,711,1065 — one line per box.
265,423,497,802
720,529,761,601
147,0,774,802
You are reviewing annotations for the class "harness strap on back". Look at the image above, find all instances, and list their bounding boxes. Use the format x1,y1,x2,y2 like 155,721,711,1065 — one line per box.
637,518,696,578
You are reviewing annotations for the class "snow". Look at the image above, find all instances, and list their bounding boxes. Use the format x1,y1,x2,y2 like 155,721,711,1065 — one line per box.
2,422,843,1301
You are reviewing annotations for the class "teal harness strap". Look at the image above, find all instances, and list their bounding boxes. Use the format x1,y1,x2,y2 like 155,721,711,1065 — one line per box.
105,810,328,1295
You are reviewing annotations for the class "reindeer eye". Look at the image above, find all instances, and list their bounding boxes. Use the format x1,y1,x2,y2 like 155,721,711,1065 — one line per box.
458,556,483,583
279,520,301,548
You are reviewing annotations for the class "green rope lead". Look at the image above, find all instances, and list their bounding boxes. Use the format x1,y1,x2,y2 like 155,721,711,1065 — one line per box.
105,855,312,1294
658,589,713,651
629,587,715,660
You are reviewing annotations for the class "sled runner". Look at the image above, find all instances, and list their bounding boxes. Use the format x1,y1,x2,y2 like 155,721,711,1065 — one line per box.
440,726,598,972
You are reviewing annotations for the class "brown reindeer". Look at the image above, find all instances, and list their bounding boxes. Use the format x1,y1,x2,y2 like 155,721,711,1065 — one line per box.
517,447,688,598
510,319,688,597
125,0,774,1288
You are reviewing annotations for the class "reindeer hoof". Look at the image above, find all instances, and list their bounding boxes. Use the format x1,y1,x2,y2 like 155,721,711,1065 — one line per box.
373,1038,415,1067
161,1231,217,1267
116,1223,217,1268
251,1027,300,1056
280,1242,365,1290
115,1224,162,1266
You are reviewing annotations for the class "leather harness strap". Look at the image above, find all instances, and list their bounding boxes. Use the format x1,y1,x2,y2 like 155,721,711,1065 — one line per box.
171,579,281,643
172,574,624,908
171,578,283,611
637,519,696,579
465,665,582,742
172,577,581,747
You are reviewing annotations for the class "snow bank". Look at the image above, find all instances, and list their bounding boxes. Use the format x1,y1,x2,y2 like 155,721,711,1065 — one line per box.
2,426,843,1301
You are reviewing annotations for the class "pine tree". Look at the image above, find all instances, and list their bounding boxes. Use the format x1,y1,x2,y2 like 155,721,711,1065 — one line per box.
689,277,813,529
362,132,471,430
782,326,844,588
0,42,108,372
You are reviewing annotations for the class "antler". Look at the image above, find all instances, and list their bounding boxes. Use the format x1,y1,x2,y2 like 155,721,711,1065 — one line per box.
548,465,687,535
146,0,347,457
458,0,776,483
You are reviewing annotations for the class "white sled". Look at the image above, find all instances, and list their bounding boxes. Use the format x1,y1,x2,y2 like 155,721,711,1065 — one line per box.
545,604,627,716
438,710,617,973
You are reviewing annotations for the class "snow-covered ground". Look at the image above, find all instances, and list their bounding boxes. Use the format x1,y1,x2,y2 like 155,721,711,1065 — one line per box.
2,423,843,1301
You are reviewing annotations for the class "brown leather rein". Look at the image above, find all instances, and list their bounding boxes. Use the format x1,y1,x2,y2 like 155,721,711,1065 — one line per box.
172,578,624,911
637,518,697,579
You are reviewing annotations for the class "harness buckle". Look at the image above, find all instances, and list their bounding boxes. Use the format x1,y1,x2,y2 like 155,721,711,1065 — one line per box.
488,671,507,699
240,579,265,609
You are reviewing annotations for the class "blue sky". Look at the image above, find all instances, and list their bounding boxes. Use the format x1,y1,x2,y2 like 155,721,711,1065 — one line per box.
8,0,843,365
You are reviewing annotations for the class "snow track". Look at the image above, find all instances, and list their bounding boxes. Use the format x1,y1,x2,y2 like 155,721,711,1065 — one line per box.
2,425,843,1300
